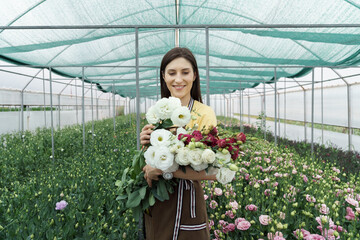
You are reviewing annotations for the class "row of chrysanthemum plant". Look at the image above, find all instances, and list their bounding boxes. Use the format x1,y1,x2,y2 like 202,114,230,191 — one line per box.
204,127,360,240
0,115,140,239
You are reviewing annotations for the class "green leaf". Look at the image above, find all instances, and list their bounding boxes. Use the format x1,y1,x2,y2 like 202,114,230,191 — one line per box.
139,186,147,200
121,167,129,182
180,166,186,174
161,119,174,129
151,188,164,201
133,206,142,222
157,180,169,201
149,193,156,206
115,180,122,187
116,195,127,200
126,190,142,208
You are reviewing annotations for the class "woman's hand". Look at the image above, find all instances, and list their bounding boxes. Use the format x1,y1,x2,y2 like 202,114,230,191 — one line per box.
143,164,162,187
140,124,155,146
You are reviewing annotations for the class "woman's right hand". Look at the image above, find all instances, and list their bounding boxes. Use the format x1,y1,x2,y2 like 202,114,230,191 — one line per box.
140,124,155,146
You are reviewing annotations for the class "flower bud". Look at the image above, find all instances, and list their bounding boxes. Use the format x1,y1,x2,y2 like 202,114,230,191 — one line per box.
222,149,229,155
188,142,196,150
229,164,238,171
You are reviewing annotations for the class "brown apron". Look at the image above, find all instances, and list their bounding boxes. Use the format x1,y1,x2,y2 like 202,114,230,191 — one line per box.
144,179,210,240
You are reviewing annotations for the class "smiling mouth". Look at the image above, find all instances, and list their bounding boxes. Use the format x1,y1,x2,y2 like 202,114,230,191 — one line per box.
173,85,185,90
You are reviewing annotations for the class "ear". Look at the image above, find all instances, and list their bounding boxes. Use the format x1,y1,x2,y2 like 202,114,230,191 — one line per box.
193,72,196,81
162,71,165,80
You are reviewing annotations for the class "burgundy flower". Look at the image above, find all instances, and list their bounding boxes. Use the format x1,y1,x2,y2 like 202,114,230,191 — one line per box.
217,139,227,148
210,127,218,136
236,132,246,143
192,130,203,141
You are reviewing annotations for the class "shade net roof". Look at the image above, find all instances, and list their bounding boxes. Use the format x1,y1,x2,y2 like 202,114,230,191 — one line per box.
1,0,360,98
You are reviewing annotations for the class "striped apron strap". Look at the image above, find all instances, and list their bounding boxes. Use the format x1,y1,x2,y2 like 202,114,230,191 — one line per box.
172,179,197,240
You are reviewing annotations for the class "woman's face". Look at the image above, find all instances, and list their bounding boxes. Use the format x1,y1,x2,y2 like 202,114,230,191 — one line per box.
163,57,196,103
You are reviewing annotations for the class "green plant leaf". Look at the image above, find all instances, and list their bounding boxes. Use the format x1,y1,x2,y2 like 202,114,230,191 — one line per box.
149,193,156,206
126,190,142,208
139,186,147,200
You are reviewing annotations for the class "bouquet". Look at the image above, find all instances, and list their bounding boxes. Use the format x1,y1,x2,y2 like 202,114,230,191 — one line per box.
116,97,245,220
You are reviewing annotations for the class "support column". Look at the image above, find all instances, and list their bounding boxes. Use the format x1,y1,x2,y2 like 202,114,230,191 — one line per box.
311,69,315,158
205,27,210,106
49,68,55,161
135,27,141,150
274,68,277,145
82,67,86,151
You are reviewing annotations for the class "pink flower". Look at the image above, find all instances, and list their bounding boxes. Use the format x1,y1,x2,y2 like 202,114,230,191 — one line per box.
273,182,279,187
234,217,246,226
332,167,340,173
303,174,308,183
229,201,239,210
264,189,271,196
223,223,235,233
319,204,330,214
306,194,316,203
214,188,223,196
356,208,360,214
236,132,246,143
204,194,209,201
208,220,214,228
245,174,250,181
217,139,227,148
219,220,228,227
292,169,298,174
245,204,258,211
293,229,311,239
259,215,271,225
236,220,251,230
345,196,359,207
55,200,68,210
214,229,221,239
225,210,235,219
304,234,325,240
209,200,218,209
345,207,355,220
273,237,286,240
279,212,285,220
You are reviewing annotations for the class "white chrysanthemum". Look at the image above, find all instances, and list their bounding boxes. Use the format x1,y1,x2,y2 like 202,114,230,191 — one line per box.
201,149,216,164
171,106,191,127
146,105,160,124
168,97,182,110
191,162,208,172
188,148,204,166
163,161,179,173
150,129,172,147
175,147,191,165
214,151,231,167
154,146,175,171
216,167,236,185
155,98,172,119
170,139,185,154
144,146,157,167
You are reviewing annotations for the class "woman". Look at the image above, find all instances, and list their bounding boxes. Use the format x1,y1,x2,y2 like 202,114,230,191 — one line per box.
140,47,217,240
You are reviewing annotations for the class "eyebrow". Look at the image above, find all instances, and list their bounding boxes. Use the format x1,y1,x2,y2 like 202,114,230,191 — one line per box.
167,68,191,71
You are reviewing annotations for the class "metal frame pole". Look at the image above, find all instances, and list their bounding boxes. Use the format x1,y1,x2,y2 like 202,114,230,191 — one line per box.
135,27,141,150
311,69,315,158
229,93,232,126
206,27,210,106
113,81,116,132
75,78,78,124
284,78,287,138
91,79,94,138
49,68,55,161
241,89,244,132
58,94,61,130
278,91,280,137
304,88,307,142
42,69,47,127
82,67,86,151
274,68,277,145
248,89,250,124
263,81,266,140
223,91,226,126
21,72,39,132
321,68,324,145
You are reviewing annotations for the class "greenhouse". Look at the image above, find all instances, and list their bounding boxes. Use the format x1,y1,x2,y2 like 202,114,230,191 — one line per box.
1,1,360,239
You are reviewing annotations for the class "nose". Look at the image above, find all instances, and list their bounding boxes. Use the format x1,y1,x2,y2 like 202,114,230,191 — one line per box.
174,73,183,83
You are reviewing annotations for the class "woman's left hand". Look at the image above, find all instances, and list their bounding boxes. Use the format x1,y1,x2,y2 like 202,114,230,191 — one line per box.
143,164,162,187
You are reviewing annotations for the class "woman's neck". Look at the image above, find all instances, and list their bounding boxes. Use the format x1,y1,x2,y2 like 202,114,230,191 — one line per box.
180,95,191,107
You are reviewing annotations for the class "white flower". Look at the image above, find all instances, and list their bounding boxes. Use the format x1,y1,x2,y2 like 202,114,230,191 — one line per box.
154,146,174,171
191,162,208,172
150,129,172,147
144,146,157,167
188,148,204,166
163,161,179,173
146,105,160,124
216,167,236,185
214,151,231,167
175,147,191,165
155,98,172,119
170,139,185,154
171,106,191,127
201,149,216,164
168,97,182,110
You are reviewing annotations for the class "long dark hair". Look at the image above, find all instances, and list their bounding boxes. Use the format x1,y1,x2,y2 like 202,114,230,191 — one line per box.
160,47,202,103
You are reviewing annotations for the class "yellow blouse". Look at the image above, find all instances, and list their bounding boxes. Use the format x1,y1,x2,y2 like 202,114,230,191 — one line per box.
186,100,217,132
